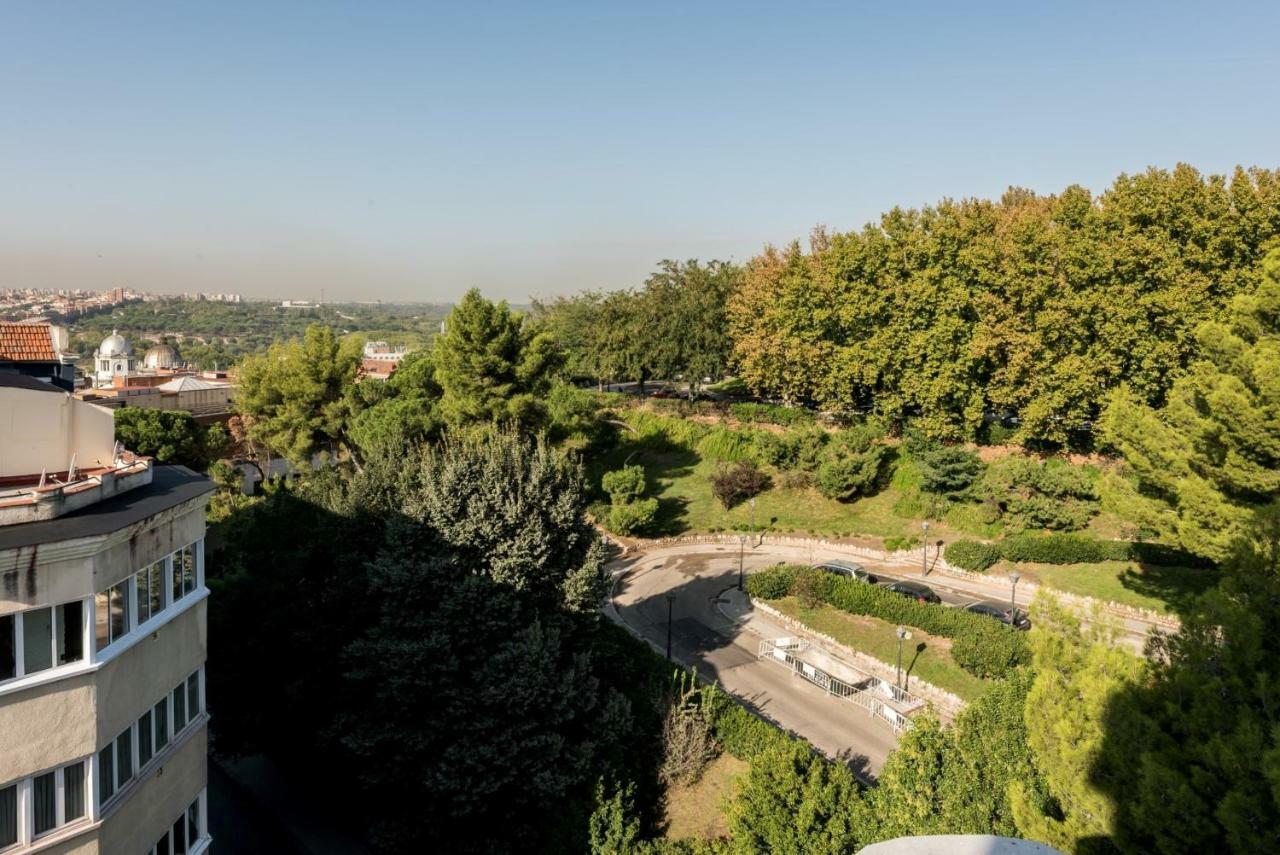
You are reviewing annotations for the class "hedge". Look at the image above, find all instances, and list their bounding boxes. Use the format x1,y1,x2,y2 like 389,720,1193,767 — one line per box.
944,540,1002,571
729,402,814,427
950,533,1214,569
747,566,1028,679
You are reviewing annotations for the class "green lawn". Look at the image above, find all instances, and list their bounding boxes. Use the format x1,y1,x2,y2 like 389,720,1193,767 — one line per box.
662,752,746,841
765,597,988,701
1015,560,1216,615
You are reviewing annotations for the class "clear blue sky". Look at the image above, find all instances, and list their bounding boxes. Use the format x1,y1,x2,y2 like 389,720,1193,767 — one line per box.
1,1,1276,301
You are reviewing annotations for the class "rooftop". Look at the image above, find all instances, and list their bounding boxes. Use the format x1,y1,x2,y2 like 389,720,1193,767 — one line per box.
0,465,213,551
0,323,57,361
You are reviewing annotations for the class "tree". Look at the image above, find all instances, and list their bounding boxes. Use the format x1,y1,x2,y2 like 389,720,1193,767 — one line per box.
814,428,889,501
234,324,363,465
433,288,558,427
639,260,739,395
1099,248,1280,561
114,407,226,469
727,739,867,854
916,444,984,497
1010,595,1148,853
347,349,443,455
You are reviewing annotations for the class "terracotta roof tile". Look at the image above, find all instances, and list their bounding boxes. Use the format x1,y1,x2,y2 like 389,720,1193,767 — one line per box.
0,324,56,361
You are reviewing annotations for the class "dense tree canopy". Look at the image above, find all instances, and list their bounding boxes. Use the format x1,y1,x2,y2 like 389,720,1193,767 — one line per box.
113,407,227,470
728,166,1280,443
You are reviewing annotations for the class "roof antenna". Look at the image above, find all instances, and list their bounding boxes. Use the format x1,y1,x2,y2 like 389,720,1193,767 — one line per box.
37,468,46,489
67,453,77,482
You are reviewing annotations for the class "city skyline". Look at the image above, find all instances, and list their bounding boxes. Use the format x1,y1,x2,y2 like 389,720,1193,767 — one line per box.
2,1,1277,301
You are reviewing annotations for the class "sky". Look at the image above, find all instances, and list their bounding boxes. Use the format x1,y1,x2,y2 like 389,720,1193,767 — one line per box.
1,1,1277,302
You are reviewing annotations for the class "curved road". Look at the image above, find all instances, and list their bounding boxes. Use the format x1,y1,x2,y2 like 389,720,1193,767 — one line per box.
608,538,1163,779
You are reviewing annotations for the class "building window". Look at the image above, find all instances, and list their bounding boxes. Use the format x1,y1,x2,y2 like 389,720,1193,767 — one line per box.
155,697,169,750
32,771,55,836
94,581,130,652
98,746,114,804
63,761,85,823
114,728,133,790
0,600,88,686
173,682,187,732
0,783,15,848
147,790,207,855
139,709,154,767
98,728,134,809
187,671,201,717
172,545,197,602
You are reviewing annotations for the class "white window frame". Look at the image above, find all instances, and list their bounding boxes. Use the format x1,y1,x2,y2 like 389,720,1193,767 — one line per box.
146,788,210,855
0,599,91,690
0,759,92,848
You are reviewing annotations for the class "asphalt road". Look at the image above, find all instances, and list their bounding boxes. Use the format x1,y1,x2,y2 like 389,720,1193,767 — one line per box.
610,544,901,780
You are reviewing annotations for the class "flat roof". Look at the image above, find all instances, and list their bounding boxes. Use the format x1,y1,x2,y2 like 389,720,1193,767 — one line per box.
0,465,214,551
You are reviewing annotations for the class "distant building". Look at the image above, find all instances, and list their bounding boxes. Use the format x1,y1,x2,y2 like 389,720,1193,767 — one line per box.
92,331,137,388
359,341,412,381
0,322,77,391
0,376,213,852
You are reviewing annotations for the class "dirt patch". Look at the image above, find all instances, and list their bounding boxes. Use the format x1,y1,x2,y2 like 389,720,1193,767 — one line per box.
662,752,747,842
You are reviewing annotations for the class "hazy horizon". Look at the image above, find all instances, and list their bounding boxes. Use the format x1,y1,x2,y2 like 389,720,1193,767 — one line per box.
3,2,1277,302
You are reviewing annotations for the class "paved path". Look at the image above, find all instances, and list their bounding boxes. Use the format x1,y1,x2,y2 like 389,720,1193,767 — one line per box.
609,544,901,780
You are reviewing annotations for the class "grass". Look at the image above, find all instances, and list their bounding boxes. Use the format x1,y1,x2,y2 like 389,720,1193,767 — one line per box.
1015,560,1217,615
766,597,989,701
662,752,747,841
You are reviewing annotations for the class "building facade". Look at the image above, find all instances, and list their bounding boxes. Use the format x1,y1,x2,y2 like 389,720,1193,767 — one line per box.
0,376,213,853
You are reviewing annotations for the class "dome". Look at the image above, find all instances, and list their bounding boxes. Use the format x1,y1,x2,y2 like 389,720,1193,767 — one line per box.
98,330,132,358
143,343,180,370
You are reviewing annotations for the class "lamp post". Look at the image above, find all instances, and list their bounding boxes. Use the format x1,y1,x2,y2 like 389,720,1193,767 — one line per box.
665,591,677,660
890,627,911,686
738,533,749,592
1009,570,1021,626
921,520,930,575
749,497,757,545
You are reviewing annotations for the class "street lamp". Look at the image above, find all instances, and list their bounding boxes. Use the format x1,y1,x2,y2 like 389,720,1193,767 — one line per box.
1009,570,1021,625
895,626,910,688
749,498,758,545
665,591,677,661
921,520,930,575
738,533,749,592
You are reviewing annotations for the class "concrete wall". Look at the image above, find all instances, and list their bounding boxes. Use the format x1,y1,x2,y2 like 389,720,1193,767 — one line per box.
0,387,116,477
0,674,96,784
97,727,207,855
97,601,206,741
0,499,206,615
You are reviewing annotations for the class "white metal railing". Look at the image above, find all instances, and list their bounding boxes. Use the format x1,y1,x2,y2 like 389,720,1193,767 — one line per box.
757,639,912,733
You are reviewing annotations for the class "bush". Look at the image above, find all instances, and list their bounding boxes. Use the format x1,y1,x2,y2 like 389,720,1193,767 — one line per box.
609,498,658,536
791,567,834,608
994,533,1212,569
602,465,646,505
752,427,829,472
815,447,888,501
950,622,1030,679
916,445,984,496
729,402,814,427
709,461,771,509
883,535,920,552
945,540,1003,571
700,682,795,761
745,565,797,599
979,455,1099,531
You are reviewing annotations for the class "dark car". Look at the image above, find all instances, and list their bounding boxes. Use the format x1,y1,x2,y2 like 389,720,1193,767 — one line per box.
964,601,1031,630
813,560,878,585
883,580,942,604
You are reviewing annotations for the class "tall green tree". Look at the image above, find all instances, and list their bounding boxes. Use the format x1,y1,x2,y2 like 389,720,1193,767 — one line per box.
1099,248,1280,561
114,407,227,470
234,323,363,464
639,259,739,395
433,288,559,426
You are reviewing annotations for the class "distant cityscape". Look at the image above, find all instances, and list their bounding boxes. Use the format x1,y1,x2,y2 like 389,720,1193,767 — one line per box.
0,287,244,323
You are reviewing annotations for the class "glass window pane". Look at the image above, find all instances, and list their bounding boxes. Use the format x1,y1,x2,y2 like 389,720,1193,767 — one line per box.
23,606,54,674
0,615,13,681
172,551,184,603
63,760,85,821
173,684,187,731
173,817,187,855
0,784,15,847
149,562,165,615
33,770,56,835
94,590,111,652
58,601,84,665
187,799,200,842
187,672,200,716
183,547,196,596
136,569,151,624
157,834,171,855
139,710,154,766
155,698,169,749
109,583,129,643
98,745,115,803
116,728,133,787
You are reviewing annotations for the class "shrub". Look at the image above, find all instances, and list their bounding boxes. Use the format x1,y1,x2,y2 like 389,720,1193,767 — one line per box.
778,469,813,490
950,622,1030,679
729,402,814,427
945,540,1003,571
994,533,1213,568
752,426,830,472
916,445,984,496
659,681,720,786
701,683,794,760
815,446,888,501
884,535,920,552
609,498,658,536
979,455,1099,531
710,461,771,509
602,465,646,505
791,567,834,608
745,565,797,599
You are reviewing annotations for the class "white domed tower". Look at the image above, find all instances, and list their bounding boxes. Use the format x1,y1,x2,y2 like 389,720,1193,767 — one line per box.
143,342,181,371
94,329,135,387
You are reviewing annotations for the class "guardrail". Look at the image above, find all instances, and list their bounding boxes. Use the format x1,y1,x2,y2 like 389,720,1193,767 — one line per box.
757,639,912,733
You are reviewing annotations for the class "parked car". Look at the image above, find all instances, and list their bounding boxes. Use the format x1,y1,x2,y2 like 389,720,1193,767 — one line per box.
964,600,1031,630
813,560,878,585
883,580,942,604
